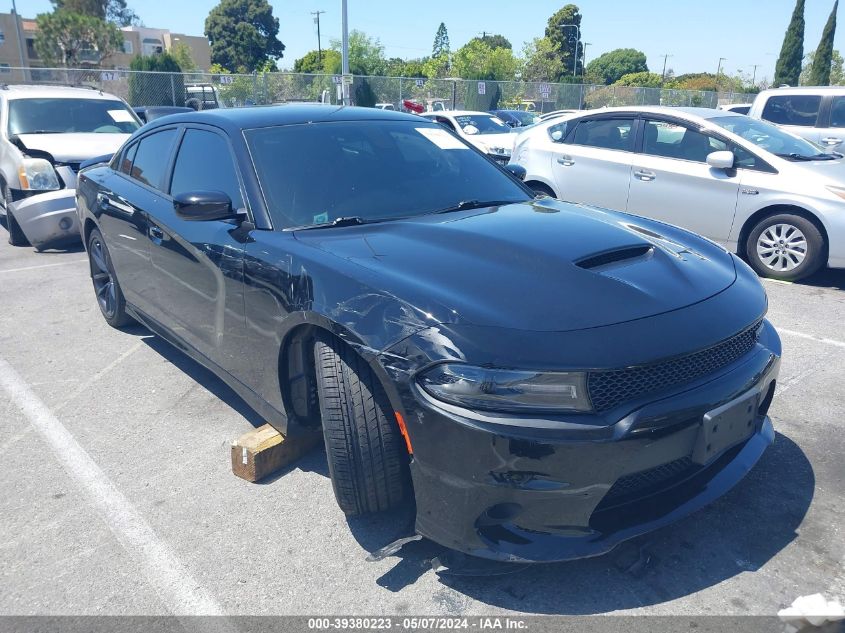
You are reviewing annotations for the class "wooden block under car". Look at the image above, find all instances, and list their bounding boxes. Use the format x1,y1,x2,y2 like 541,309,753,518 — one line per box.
231,424,322,482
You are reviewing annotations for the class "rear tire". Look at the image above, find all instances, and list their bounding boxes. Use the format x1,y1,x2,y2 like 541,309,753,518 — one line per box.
87,228,133,328
745,213,825,282
313,333,410,516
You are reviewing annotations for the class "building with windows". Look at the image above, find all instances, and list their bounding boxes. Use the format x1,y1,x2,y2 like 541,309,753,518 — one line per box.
0,10,211,76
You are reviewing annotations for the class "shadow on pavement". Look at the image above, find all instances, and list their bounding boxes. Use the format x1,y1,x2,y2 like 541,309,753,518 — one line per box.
795,267,845,291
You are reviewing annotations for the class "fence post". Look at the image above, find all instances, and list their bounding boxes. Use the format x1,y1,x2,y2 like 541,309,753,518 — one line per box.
252,71,258,104
170,74,176,106
398,77,402,108
263,73,269,104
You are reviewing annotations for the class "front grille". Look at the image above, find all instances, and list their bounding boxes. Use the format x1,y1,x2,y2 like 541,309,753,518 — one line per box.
587,320,762,412
602,456,695,504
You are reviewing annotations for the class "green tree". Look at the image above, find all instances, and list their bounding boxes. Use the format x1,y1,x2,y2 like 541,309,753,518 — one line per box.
170,41,197,72
451,38,519,80
521,37,566,82
432,22,450,59
586,48,648,85
205,0,285,72
810,1,838,85
127,52,185,106
294,49,340,73
545,4,583,78
34,10,123,67
801,48,845,85
328,30,385,75
775,0,805,86
473,33,511,50
384,57,427,78
50,0,139,26
353,77,377,107
614,71,663,87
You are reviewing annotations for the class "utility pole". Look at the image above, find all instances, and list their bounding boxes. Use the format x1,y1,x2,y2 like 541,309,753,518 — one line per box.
11,0,28,82
581,42,591,79
311,10,325,64
717,57,727,79
661,53,673,84
341,0,350,105
751,64,761,87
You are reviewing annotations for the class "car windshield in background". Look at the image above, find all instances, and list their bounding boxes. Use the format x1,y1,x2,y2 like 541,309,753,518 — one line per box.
245,120,529,230
454,115,511,134
8,98,140,136
709,115,836,161
511,111,540,126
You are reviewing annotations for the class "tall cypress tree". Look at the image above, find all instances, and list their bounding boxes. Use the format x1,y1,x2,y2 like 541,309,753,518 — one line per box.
775,0,806,86
432,23,450,59
810,1,838,85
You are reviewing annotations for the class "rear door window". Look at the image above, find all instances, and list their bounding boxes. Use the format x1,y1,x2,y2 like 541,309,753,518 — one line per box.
829,96,845,128
129,129,178,190
571,117,635,151
761,95,821,127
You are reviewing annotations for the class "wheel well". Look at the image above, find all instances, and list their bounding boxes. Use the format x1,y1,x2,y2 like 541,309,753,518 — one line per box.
737,205,828,258
83,218,98,246
525,180,555,197
278,324,323,431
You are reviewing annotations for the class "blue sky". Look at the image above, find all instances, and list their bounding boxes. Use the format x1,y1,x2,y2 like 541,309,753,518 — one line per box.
17,0,845,81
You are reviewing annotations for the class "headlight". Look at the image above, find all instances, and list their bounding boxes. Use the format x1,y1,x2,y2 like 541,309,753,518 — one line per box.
418,363,592,413
825,185,845,201
18,158,60,191
487,146,512,157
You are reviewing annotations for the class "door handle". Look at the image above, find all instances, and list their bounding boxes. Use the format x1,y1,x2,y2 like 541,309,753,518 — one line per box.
556,155,575,166
821,137,842,146
634,169,656,181
97,191,135,215
149,226,164,240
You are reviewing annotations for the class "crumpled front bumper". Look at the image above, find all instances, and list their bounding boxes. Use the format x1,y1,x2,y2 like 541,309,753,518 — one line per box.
385,320,780,563
9,188,81,250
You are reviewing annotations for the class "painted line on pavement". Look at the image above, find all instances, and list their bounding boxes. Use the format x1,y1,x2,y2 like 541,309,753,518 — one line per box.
778,328,845,350
54,341,144,413
0,259,88,274
0,356,226,617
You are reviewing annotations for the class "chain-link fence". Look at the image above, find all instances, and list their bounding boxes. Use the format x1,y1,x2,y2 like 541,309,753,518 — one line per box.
2,66,753,112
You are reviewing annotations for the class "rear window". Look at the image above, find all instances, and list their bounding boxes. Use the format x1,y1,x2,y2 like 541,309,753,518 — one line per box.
7,98,140,136
761,95,821,127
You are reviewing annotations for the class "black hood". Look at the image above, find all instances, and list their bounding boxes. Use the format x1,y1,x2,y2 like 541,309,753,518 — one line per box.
295,199,737,332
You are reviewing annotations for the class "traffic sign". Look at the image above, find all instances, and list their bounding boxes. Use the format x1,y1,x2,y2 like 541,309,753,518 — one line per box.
477,81,486,95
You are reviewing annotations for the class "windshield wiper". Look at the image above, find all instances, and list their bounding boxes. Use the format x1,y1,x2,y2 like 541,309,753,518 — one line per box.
21,130,64,134
775,152,837,161
428,199,525,215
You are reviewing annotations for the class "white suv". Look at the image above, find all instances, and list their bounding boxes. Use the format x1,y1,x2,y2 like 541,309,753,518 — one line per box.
748,86,845,151
0,84,140,250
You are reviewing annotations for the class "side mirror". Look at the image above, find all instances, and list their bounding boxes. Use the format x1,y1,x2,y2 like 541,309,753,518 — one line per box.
504,164,527,181
706,150,735,170
173,190,237,221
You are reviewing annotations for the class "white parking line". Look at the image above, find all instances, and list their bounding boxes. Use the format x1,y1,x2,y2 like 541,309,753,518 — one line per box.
0,259,88,274
778,328,845,350
54,341,144,413
0,356,226,617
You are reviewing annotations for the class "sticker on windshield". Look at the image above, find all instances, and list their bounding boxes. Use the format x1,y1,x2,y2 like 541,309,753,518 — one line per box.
313,212,329,224
107,109,135,123
416,127,468,150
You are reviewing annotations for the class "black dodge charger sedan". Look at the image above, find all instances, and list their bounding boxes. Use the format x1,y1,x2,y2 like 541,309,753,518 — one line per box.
76,105,781,563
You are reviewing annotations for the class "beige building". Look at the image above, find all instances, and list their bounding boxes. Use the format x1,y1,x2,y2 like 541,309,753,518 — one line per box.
0,10,211,77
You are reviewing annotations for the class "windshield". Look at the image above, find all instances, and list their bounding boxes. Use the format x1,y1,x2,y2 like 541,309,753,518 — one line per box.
245,120,530,229
8,98,140,136
510,111,540,126
452,114,511,135
709,115,830,160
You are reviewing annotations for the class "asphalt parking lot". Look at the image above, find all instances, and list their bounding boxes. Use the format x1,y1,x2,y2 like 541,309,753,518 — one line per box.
0,234,843,617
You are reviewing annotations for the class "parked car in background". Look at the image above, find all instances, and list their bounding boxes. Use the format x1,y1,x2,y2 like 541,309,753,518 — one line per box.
76,105,780,563
491,109,541,128
185,84,225,110
0,84,140,250
134,106,193,123
375,103,396,111
511,106,845,281
749,87,845,151
719,103,752,115
420,110,517,163
539,109,582,122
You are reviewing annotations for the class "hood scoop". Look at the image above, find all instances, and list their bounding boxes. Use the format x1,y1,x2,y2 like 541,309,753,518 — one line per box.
576,245,654,271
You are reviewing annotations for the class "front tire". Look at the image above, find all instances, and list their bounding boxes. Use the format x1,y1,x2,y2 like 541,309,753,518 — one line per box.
745,213,825,281
313,333,410,516
87,228,133,328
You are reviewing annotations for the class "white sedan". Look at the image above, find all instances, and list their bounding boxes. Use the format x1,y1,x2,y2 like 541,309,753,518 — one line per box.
510,106,845,281
419,110,517,164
